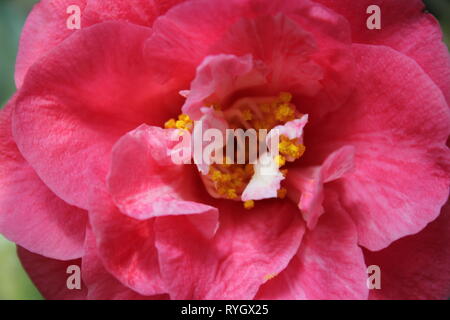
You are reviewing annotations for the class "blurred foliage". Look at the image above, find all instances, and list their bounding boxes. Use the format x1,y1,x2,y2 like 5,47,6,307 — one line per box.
0,235,42,299
0,0,449,300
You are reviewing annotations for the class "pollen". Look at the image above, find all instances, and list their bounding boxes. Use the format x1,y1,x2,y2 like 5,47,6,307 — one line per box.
279,135,306,160
275,103,296,122
275,155,286,167
243,200,255,210
277,188,287,199
279,92,293,103
208,164,254,200
242,109,253,121
164,118,176,129
168,91,308,207
164,114,193,132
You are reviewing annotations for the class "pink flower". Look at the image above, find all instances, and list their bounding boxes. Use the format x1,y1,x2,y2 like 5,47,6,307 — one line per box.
1,0,449,300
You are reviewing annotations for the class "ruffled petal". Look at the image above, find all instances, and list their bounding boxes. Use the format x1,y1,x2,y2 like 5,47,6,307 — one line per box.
315,0,450,105
15,0,186,87
365,202,450,300
307,44,450,250
13,22,179,210
88,191,165,296
0,100,87,260
146,0,355,119
108,124,218,239
182,54,266,120
256,191,368,300
82,227,169,300
155,199,305,299
286,145,355,229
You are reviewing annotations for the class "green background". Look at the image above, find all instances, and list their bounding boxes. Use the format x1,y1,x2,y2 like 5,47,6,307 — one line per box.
0,0,449,300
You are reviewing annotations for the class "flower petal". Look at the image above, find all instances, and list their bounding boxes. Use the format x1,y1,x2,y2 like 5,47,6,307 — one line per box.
365,201,450,300
0,100,87,260
15,0,186,87
286,145,355,229
88,191,165,296
82,227,169,300
155,200,305,299
241,153,285,201
182,54,266,120
315,0,450,105
256,191,368,300
308,44,450,250
146,0,355,119
18,247,87,300
13,22,179,210
108,124,219,239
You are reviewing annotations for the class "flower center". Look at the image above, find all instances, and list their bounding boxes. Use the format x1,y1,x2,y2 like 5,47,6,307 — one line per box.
165,92,307,209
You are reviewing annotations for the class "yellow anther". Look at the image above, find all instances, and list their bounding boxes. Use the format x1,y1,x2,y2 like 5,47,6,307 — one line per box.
164,114,193,132
190,92,304,207
279,136,306,160
211,170,222,182
226,189,238,199
242,109,253,121
178,114,190,122
244,200,255,210
164,118,177,129
275,155,286,167
277,188,287,199
279,92,292,103
275,103,295,122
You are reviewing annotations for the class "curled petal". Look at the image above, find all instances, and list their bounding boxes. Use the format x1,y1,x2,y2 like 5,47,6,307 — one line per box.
0,100,87,260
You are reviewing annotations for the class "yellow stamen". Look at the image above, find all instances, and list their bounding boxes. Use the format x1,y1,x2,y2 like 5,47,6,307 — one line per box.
275,103,296,122
244,200,255,210
279,136,306,160
277,188,287,199
164,114,193,132
279,92,292,103
242,109,253,121
275,155,286,167
164,118,177,129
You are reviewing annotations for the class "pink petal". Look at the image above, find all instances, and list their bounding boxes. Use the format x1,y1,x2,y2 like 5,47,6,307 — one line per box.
0,100,87,260
286,146,355,229
146,0,355,120
182,54,266,120
315,0,450,105
13,22,179,210
88,191,165,296
145,0,247,82
192,108,228,175
154,200,305,299
108,124,219,239
241,153,285,201
269,115,309,142
15,0,186,87
256,191,368,300
307,44,450,250
242,115,310,202
18,247,87,300
82,228,168,300
365,201,450,300
215,13,323,98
